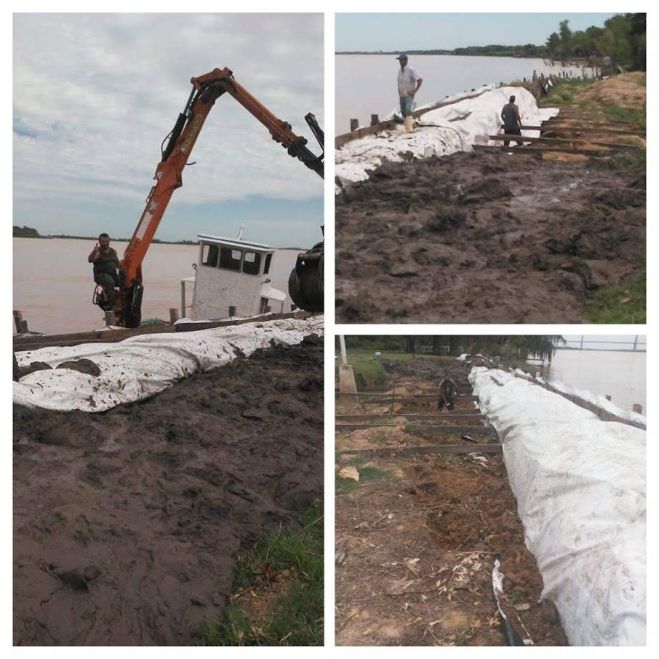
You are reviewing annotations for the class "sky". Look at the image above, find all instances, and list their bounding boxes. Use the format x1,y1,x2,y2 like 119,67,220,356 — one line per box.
336,13,618,51
13,13,324,246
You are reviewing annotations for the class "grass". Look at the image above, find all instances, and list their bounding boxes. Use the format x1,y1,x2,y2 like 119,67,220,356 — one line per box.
336,465,392,495
338,350,455,389
200,503,323,646
585,268,646,323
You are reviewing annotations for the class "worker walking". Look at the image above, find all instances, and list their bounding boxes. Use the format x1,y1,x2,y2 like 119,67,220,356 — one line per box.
500,95,524,147
88,232,120,308
437,376,458,411
397,53,423,133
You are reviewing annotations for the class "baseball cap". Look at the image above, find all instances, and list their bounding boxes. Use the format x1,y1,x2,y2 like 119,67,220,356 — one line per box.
396,53,408,60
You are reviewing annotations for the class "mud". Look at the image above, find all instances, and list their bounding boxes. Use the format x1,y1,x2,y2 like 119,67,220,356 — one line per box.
336,151,645,323
335,358,567,645
14,337,323,646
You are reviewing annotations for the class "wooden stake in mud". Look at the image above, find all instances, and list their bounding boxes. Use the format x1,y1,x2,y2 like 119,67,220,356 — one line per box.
370,114,379,126
169,308,179,324
13,310,24,334
350,118,359,132
633,404,643,414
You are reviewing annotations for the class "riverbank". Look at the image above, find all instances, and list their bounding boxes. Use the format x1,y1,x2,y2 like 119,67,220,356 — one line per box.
335,74,646,324
14,337,323,645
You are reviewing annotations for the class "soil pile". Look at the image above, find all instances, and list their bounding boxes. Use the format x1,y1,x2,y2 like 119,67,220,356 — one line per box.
14,337,323,645
336,150,645,323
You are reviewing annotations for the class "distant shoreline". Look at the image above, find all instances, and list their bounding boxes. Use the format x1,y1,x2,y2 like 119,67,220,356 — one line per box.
13,231,196,246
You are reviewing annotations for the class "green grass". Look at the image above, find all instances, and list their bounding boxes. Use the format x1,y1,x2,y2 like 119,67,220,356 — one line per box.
585,268,646,323
336,465,392,495
200,503,323,646
338,350,455,389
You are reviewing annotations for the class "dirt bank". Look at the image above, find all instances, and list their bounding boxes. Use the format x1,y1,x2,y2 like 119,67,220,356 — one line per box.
335,358,567,645
336,148,645,324
14,337,323,646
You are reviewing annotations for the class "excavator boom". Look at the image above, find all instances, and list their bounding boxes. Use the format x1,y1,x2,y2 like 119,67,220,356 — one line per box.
114,67,323,328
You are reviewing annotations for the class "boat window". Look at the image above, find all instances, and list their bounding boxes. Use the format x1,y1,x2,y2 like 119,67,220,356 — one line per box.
242,251,261,275
201,243,219,268
264,253,272,275
220,247,242,271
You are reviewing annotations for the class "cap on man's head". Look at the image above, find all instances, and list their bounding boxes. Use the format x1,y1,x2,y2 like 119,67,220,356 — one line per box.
396,53,408,60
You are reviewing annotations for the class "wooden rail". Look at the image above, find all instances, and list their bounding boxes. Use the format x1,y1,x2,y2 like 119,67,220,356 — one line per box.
13,310,312,352
338,443,502,457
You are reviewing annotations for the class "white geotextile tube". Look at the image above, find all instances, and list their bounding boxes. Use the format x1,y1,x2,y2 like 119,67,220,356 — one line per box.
470,367,646,646
14,316,323,413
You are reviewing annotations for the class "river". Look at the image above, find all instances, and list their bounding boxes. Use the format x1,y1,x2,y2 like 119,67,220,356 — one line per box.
335,54,592,134
13,238,198,334
536,344,646,414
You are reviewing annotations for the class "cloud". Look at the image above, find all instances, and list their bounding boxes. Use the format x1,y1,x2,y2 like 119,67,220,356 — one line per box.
13,13,324,236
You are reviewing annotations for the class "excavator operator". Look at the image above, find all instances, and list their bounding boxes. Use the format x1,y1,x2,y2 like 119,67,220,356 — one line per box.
88,233,120,309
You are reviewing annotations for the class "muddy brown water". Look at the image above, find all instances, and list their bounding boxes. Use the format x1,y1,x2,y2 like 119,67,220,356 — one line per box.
335,151,645,323
13,337,323,645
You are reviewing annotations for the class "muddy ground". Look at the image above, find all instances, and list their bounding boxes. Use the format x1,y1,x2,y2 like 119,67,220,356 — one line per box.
335,150,645,323
13,337,323,646
335,359,567,645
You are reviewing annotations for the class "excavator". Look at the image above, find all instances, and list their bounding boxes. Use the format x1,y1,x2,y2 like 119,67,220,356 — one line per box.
94,67,324,328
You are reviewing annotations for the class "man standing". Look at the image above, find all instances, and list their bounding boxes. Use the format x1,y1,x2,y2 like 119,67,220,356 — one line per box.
397,53,423,133
500,95,524,147
437,376,458,411
88,232,120,308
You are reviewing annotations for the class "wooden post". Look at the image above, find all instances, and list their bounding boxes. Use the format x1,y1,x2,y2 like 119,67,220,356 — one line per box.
169,308,179,324
605,394,612,401
633,403,643,414
350,118,359,132
229,305,236,317
20,320,29,333
180,281,186,319
13,310,23,333
390,385,396,415
370,114,379,126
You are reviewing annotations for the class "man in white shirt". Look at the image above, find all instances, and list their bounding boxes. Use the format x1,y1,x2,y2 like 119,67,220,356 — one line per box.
396,53,423,132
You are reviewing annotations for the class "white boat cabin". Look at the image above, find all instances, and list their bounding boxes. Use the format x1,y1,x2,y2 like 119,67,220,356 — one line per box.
187,234,300,320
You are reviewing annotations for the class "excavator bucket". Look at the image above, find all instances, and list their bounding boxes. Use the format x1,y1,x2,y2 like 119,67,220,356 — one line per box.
288,241,323,312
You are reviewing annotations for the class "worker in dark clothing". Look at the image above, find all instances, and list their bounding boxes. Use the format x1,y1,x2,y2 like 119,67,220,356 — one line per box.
437,376,458,411
88,233,120,308
500,95,524,147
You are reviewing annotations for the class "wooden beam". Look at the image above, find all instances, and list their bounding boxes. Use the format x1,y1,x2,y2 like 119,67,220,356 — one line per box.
472,144,619,157
336,423,493,434
336,412,484,422
13,310,310,352
338,443,503,457
488,134,640,150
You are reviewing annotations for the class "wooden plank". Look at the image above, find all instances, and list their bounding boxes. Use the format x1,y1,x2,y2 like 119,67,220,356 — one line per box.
472,144,618,157
526,125,645,137
13,310,310,352
488,134,640,150
338,443,502,457
336,412,484,422
336,423,493,434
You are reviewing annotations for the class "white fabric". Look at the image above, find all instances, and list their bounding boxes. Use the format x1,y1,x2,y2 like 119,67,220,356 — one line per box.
336,86,558,184
14,316,323,413
470,367,646,646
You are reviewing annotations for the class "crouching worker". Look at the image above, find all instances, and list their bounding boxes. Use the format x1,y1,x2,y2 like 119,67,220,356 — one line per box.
437,376,458,411
88,233,120,309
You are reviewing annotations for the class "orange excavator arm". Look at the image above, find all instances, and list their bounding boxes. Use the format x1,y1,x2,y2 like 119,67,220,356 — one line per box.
116,67,323,328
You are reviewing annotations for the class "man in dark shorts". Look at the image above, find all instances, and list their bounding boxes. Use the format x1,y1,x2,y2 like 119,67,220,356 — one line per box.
437,376,459,411
88,232,120,308
500,95,524,147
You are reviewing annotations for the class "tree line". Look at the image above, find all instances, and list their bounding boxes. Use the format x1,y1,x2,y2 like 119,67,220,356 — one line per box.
342,336,564,362
545,14,646,70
